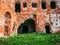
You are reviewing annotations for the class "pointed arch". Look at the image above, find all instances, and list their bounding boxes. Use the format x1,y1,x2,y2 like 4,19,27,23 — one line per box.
4,12,11,36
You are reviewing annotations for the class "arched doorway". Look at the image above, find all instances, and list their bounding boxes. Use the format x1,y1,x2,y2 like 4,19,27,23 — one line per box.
17,19,36,34
5,12,11,36
45,25,50,34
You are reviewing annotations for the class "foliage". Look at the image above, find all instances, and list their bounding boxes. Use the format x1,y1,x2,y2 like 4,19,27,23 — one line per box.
0,32,60,45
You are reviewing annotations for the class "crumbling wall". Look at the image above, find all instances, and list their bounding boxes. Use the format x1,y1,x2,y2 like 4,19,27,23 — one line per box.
0,0,60,37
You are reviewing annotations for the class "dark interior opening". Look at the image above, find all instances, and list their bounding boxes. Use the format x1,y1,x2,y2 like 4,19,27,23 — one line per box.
50,1,56,9
15,3,20,13
22,25,29,33
45,25,50,34
17,19,36,34
32,3,37,8
42,2,46,9
23,3,27,8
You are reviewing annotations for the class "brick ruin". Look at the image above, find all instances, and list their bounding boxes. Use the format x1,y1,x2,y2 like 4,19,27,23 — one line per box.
0,0,60,37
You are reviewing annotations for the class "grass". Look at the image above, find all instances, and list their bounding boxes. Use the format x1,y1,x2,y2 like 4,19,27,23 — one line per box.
0,32,60,45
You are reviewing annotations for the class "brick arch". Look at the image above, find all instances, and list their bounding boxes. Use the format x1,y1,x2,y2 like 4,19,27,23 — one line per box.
17,18,36,34
4,12,11,36
18,14,36,28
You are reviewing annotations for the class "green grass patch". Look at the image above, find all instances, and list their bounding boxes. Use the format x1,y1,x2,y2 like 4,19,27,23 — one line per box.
0,32,60,45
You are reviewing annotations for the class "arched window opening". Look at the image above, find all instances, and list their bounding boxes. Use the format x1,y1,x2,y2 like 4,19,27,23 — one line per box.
41,1,46,9
5,12,11,24
15,2,20,13
50,1,56,9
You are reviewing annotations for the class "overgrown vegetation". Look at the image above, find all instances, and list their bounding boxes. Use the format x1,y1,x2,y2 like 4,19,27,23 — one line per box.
0,32,60,45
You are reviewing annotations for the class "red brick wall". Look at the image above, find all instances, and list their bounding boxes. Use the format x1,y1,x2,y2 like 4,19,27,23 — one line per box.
0,0,60,37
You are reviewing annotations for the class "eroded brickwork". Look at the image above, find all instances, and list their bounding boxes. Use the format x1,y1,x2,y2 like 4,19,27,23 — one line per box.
0,0,60,37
